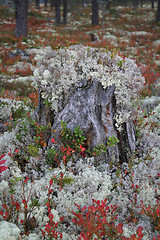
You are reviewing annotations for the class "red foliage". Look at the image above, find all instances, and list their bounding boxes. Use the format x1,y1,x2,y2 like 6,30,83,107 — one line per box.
0,154,8,175
42,178,63,239
72,199,145,240
140,200,160,233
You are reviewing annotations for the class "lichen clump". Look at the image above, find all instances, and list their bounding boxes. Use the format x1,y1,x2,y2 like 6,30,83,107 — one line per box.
32,45,145,129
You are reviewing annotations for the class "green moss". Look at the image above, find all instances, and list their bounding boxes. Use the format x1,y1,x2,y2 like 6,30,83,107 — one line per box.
28,144,39,157
60,121,86,149
11,104,26,120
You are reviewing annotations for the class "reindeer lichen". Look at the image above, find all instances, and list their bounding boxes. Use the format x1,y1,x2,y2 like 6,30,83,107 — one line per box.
32,45,145,130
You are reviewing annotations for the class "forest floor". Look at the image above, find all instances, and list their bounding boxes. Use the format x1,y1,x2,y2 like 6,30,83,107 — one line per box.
0,1,160,98
0,2,160,239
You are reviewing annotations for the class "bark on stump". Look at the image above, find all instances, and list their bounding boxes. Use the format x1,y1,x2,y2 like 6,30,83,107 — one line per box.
37,79,135,164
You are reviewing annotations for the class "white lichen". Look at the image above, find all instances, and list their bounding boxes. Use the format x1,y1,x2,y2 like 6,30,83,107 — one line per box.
32,45,145,130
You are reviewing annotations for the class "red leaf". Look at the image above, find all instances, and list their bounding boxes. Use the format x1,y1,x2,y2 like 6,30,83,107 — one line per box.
24,177,28,183
116,223,123,234
15,149,19,153
50,179,53,186
79,145,85,152
72,218,76,223
0,166,8,173
0,160,6,165
130,235,138,240
137,226,143,238
0,211,4,215
51,139,55,143
81,206,87,212
22,199,26,205
49,189,53,195
0,154,5,160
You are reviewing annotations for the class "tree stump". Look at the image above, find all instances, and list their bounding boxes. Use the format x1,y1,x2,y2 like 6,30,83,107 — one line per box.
37,81,135,164
33,45,145,164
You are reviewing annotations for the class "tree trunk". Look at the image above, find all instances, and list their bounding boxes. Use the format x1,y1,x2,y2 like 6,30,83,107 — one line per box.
92,0,99,26
151,0,154,9
82,0,86,6
55,0,61,25
156,0,160,21
132,0,139,9
50,0,54,8
35,0,40,9
15,0,28,38
44,0,48,7
62,0,67,24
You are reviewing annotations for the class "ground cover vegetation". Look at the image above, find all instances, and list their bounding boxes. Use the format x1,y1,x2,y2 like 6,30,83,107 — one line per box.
0,0,160,239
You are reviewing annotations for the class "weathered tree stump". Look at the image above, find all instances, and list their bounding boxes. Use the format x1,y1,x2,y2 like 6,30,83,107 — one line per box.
33,45,145,164
37,80,135,164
